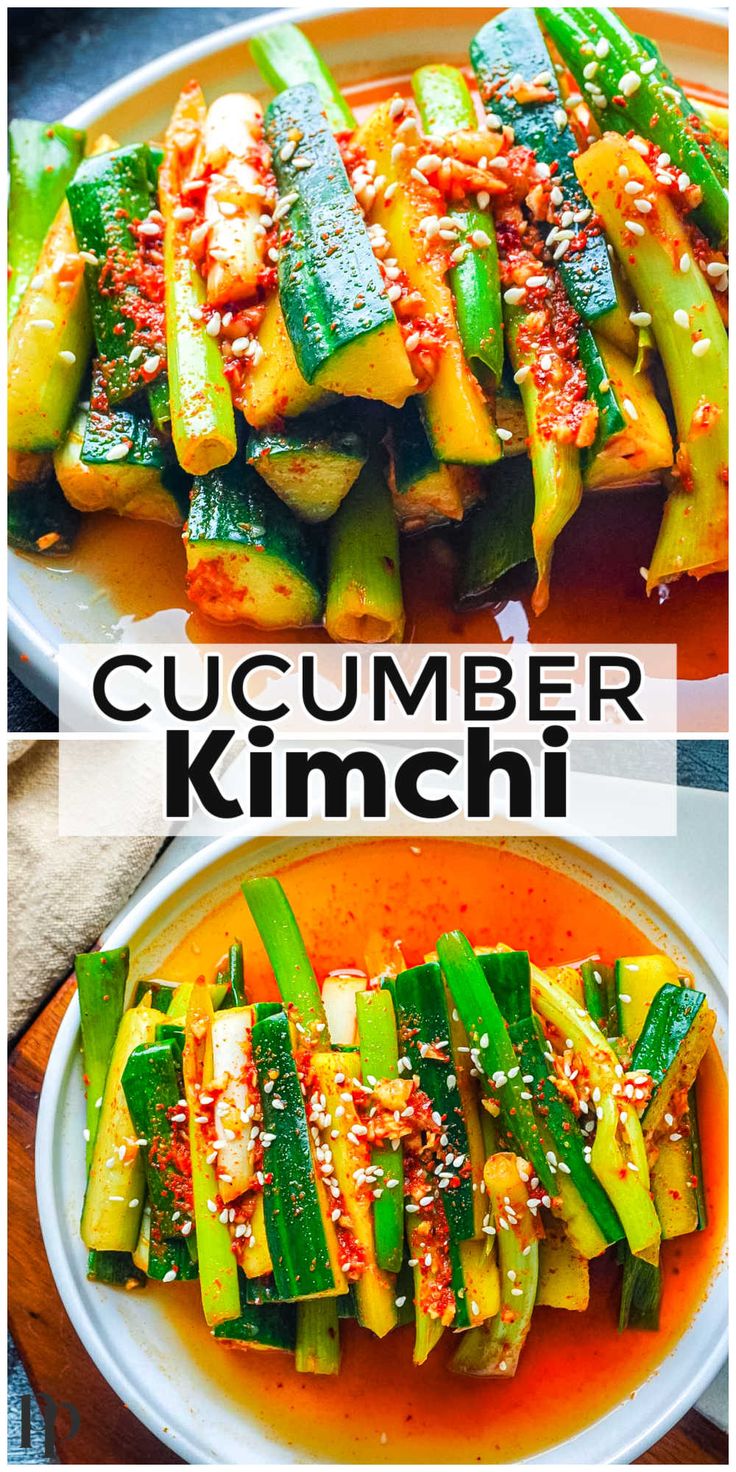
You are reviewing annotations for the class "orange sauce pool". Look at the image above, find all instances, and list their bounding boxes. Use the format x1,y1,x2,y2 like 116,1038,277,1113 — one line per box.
157,838,728,1463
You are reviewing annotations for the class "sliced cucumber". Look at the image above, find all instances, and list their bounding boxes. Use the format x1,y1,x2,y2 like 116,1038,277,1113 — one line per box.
185,458,323,629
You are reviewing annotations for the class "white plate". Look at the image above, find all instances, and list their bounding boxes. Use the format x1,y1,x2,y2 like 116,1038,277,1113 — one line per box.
8,5,729,721
36,827,728,1464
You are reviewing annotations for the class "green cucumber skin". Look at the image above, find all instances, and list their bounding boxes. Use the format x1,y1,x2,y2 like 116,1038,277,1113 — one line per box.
631,984,708,1090
437,933,557,1199
243,1272,284,1306
8,118,86,323
634,32,728,187
87,1250,145,1287
479,954,624,1246
390,400,441,497
355,987,404,1274
155,1024,185,1060
581,960,617,1038
81,392,191,522
252,1011,338,1300
214,1296,297,1351
66,145,159,403
470,12,617,323
147,1232,199,1282
75,946,129,1166
578,329,626,458
250,24,357,133
619,1249,661,1331
394,962,475,1243
456,457,534,608
265,84,397,384
187,460,323,597
538,8,728,246
8,481,81,557
247,411,366,471
689,1089,707,1230
121,1041,188,1237
450,210,504,386
412,67,504,386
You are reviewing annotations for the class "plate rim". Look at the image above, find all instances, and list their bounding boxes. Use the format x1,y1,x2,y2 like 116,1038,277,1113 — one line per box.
35,826,729,1465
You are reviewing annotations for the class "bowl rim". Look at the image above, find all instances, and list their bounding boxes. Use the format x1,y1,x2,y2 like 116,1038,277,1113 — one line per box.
36,825,728,1465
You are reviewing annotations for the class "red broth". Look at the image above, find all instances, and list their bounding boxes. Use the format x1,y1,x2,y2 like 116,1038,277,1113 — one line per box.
157,838,727,1463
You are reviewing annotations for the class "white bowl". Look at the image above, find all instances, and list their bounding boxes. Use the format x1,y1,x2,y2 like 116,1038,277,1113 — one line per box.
36,829,728,1464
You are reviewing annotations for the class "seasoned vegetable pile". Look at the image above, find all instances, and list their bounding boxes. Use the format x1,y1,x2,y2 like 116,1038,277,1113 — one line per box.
77,875,715,1374
8,8,728,630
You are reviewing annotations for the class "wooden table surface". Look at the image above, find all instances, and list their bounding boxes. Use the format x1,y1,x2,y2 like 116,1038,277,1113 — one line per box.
10,979,728,1465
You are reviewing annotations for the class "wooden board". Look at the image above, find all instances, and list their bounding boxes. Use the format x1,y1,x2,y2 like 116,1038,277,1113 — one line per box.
9,980,729,1465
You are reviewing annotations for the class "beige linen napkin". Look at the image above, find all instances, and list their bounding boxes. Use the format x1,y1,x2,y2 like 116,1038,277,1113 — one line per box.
8,741,164,1038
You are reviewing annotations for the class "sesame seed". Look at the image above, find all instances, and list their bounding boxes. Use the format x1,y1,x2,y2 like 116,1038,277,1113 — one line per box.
624,180,644,195
692,337,711,357
706,260,728,278
633,198,653,214
496,427,513,442
595,37,610,58
629,310,652,326
503,287,526,305
30,318,55,330
641,57,658,75
58,349,76,364
673,308,690,328
625,219,646,237
619,71,641,97
513,364,530,384
162,1268,178,1282
104,443,129,463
